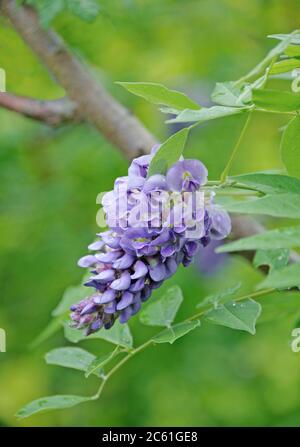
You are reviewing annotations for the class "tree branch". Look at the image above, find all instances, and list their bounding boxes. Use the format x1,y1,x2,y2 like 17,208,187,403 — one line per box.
0,92,80,125
1,0,157,158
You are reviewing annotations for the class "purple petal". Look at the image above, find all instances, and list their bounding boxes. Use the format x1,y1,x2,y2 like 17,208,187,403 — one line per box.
151,280,164,289
88,240,105,251
209,206,232,240
104,301,117,314
80,302,99,316
150,229,171,247
149,262,167,281
161,244,176,258
129,277,145,292
138,245,158,256
94,269,115,283
119,238,136,255
143,174,168,194
87,281,107,292
184,240,199,257
70,312,80,322
89,319,103,333
77,255,97,268
132,292,141,303
165,256,178,277
128,174,145,189
70,304,78,312
79,315,94,326
104,319,115,330
200,236,211,247
124,227,153,240
131,300,142,316
113,253,135,269
131,260,148,279
110,271,131,291
98,231,120,249
99,288,116,304
119,306,133,324
96,250,122,263
166,159,208,192
141,286,152,302
116,291,134,310
128,154,153,178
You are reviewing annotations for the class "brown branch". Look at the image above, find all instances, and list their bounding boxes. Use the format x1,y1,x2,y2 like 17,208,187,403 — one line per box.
0,92,80,125
1,0,157,159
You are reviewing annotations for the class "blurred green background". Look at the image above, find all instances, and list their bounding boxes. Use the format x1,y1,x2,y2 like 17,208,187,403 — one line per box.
1,0,300,427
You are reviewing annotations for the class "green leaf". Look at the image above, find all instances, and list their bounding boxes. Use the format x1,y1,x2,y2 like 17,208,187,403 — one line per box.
139,285,183,327
269,58,300,75
211,82,245,107
16,395,90,419
217,226,300,253
116,82,200,111
45,347,96,374
66,0,100,21
64,320,133,349
52,283,88,317
85,347,120,378
147,128,189,177
252,89,300,112
231,172,300,194
242,32,299,81
221,193,300,218
152,320,200,344
285,45,300,57
253,249,289,272
258,262,300,290
166,105,246,124
269,33,300,46
281,116,300,179
196,283,242,309
205,299,262,335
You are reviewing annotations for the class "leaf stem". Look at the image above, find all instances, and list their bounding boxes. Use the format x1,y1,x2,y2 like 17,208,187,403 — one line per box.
255,108,297,116
220,111,253,183
226,181,261,193
91,339,154,401
92,378,107,400
106,339,154,379
205,180,262,194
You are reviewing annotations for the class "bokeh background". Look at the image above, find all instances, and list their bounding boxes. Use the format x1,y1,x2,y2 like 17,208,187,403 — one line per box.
1,0,300,427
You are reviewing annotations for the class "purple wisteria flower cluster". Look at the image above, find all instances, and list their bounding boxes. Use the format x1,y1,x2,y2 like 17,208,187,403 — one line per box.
70,148,231,335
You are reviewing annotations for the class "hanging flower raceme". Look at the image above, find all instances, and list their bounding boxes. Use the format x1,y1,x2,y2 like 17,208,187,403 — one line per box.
70,148,231,335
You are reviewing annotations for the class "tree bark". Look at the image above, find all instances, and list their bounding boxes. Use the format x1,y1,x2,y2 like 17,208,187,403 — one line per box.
1,0,157,159
0,92,80,125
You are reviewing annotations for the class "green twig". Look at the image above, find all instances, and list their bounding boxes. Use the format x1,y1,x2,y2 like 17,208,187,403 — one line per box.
90,287,276,403
220,111,253,183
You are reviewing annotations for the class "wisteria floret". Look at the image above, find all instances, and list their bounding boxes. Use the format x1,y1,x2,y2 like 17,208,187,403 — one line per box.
70,147,231,335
